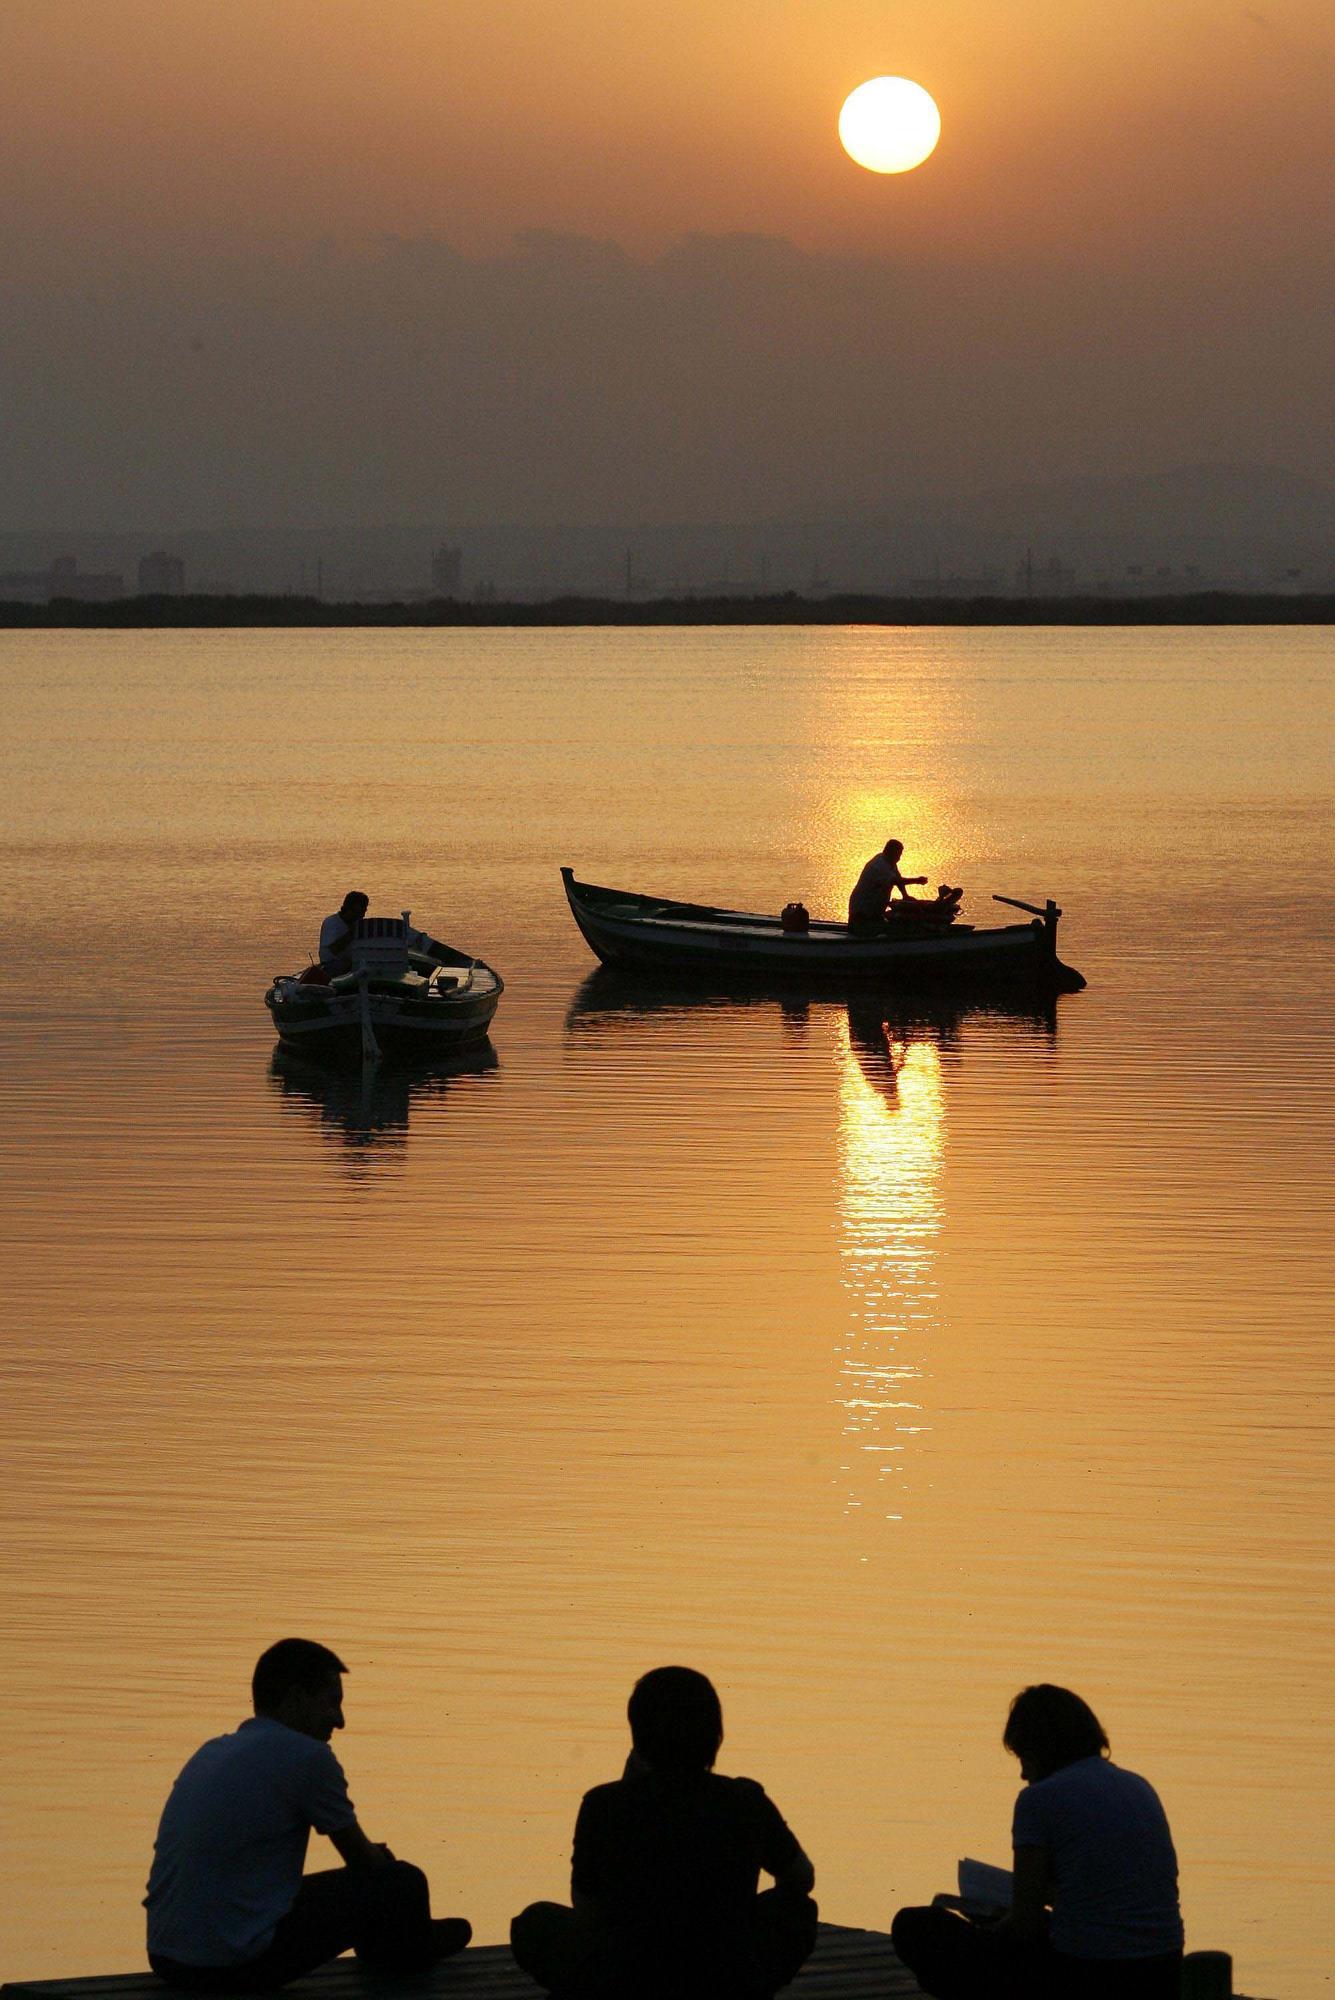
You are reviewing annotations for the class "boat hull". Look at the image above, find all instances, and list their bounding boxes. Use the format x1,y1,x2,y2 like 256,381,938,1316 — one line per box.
561,870,1082,990
265,967,502,1059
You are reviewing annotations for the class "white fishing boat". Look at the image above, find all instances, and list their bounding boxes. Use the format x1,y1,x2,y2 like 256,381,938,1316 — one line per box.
265,913,502,1061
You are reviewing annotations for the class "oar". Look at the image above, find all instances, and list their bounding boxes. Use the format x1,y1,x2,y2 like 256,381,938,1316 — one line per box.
357,972,381,1065
993,893,1061,919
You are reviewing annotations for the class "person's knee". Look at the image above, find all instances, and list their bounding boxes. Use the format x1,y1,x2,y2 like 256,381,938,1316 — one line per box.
891,1904,936,1959
383,1858,427,1890
754,1890,819,1986
510,1901,563,1960
768,1889,818,1942
355,1857,429,1923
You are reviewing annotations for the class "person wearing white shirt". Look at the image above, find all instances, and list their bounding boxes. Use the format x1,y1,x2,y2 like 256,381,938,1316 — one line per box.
318,891,369,975
891,1685,1183,1999
145,1638,470,1991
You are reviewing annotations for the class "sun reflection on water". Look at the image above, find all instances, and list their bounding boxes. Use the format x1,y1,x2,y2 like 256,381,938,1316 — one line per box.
835,1010,946,1520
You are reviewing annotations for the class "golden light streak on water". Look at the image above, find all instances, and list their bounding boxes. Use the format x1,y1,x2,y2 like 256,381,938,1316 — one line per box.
835,1022,945,1522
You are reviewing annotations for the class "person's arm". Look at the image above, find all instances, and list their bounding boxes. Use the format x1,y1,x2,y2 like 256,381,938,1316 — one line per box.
1002,1843,1049,1940
754,1785,815,1899
570,1793,605,1917
329,1821,396,1869
771,1845,816,1898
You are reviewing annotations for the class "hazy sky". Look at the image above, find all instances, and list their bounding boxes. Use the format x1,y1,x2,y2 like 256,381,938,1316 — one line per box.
2,0,1333,525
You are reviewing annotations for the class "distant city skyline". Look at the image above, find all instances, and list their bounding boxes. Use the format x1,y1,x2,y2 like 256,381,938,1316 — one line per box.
1,481,1330,606
1,460,1331,603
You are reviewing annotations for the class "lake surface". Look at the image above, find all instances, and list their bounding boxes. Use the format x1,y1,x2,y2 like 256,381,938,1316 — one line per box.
1,626,1332,1997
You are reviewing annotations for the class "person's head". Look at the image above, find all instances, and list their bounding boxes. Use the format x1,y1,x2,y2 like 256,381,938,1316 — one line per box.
1003,1684,1109,1783
252,1638,349,1742
339,890,369,924
882,840,904,862
627,1666,724,1773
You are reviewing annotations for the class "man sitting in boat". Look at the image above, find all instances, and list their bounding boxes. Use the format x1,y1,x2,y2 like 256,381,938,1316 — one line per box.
313,893,461,983
847,841,928,930
318,890,370,976
849,844,965,931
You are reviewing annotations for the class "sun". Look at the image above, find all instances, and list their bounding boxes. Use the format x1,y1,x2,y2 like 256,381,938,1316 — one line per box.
839,76,941,175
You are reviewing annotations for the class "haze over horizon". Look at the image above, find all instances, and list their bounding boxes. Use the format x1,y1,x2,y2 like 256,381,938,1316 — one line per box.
2,0,1332,528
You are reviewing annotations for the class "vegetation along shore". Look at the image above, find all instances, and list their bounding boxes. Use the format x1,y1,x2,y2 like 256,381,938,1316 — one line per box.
1,591,1333,628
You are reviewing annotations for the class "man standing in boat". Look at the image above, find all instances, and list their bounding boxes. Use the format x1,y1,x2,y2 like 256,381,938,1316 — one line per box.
847,840,927,930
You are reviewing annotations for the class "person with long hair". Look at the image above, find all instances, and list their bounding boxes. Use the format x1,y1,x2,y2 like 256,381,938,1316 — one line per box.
892,1685,1183,1999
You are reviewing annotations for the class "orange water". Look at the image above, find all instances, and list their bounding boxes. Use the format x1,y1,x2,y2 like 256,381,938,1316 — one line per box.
1,626,1331,1996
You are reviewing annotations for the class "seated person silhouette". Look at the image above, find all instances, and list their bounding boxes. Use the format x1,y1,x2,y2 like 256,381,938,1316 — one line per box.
317,891,370,977
847,841,927,930
511,1665,818,1999
891,1684,1183,2000
144,1638,470,1992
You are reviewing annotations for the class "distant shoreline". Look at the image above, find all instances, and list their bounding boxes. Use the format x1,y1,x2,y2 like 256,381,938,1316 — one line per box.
1,590,1333,628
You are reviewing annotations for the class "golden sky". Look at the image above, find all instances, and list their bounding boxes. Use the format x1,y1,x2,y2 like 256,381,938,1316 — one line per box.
5,0,1332,260
1,0,1332,525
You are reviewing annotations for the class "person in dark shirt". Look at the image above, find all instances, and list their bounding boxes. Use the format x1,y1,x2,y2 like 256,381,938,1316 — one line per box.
511,1665,817,1999
847,840,928,930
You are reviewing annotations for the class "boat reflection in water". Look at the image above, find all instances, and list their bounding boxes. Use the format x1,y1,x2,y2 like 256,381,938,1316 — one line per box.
838,1003,945,1523
838,995,1060,1523
837,996,1057,1522
566,971,1060,1523
268,1041,497,1179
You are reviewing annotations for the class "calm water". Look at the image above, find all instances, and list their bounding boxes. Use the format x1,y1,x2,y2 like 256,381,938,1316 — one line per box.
1,626,1332,1996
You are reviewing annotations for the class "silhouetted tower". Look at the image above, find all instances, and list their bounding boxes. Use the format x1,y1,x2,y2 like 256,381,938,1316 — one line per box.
431,544,463,596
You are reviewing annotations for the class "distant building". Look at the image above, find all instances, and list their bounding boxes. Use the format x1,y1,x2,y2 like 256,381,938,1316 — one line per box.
48,555,124,601
138,551,186,594
1015,552,1078,595
0,567,51,603
431,544,463,596
0,556,123,603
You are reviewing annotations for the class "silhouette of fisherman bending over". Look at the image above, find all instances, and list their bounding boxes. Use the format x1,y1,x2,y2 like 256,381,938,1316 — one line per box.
145,1639,470,1991
511,1665,817,1999
847,840,928,930
848,841,964,931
